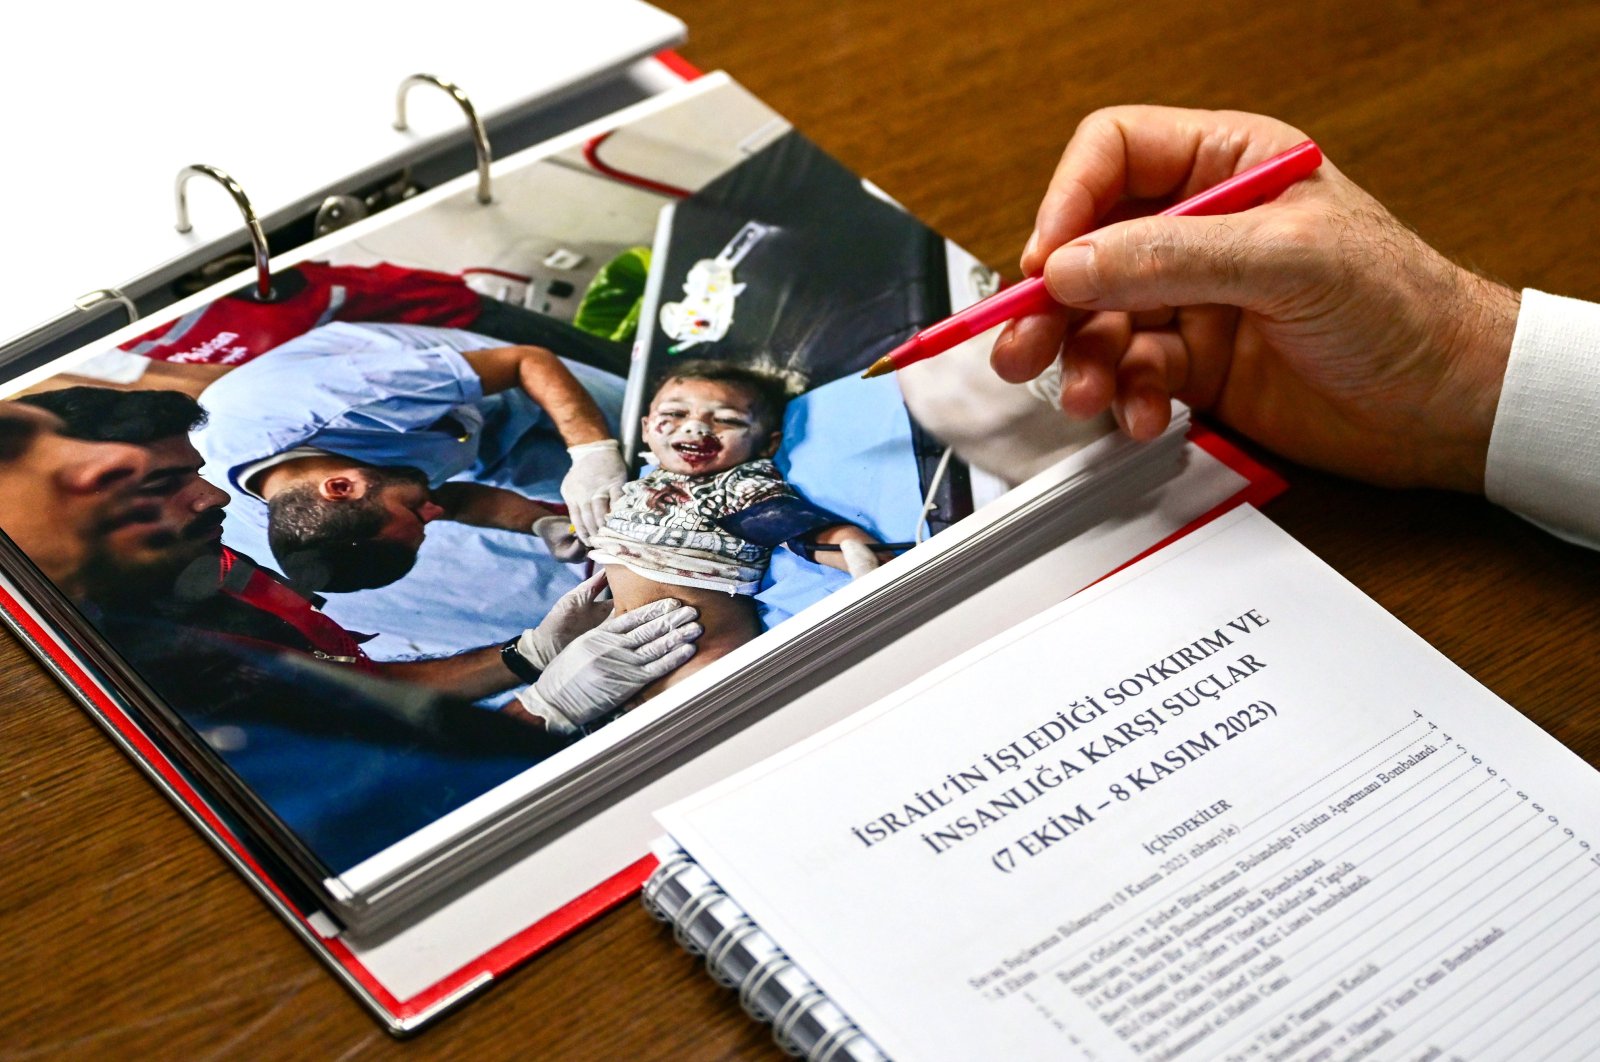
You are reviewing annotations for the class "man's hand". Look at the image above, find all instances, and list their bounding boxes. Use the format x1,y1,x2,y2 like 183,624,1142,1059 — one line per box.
514,598,701,735
512,570,613,670
562,440,627,542
532,515,587,563
993,105,1520,492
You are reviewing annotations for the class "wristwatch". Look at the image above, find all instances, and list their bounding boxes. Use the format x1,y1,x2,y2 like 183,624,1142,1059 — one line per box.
500,636,543,684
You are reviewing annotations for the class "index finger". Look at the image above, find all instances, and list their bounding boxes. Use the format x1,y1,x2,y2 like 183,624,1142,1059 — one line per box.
1022,106,1310,277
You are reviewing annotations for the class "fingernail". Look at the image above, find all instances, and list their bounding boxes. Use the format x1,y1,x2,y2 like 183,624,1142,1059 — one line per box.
1128,396,1163,440
671,606,699,624
1126,399,1149,439
1022,229,1039,263
1059,357,1080,390
1045,244,1097,304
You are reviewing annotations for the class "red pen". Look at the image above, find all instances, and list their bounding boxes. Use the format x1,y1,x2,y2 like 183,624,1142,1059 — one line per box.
861,139,1323,379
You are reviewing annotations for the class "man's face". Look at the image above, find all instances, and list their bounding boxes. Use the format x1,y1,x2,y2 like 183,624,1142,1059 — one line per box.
94,435,232,595
642,378,775,476
353,466,443,552
0,405,152,598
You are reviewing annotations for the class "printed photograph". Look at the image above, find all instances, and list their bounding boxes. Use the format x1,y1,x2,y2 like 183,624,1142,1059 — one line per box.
0,79,1108,879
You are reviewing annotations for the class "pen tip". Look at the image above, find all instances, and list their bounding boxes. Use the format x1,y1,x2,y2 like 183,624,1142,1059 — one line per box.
861,355,895,379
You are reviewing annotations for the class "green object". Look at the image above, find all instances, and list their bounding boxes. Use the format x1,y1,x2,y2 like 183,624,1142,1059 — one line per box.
574,246,651,343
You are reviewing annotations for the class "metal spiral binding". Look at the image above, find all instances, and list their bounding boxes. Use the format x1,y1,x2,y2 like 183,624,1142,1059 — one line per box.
704,915,759,988
738,953,795,1024
813,1024,868,1062
772,987,829,1056
671,885,725,954
640,852,694,921
646,849,883,1060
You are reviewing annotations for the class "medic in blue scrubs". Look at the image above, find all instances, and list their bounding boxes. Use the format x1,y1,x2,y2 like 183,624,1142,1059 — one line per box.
193,321,629,668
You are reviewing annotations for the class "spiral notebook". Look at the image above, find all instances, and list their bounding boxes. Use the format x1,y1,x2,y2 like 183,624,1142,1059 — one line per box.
651,507,1600,1061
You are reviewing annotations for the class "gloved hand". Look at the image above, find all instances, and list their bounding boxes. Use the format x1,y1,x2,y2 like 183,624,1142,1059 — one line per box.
532,514,588,563
512,571,612,671
516,598,701,735
838,540,881,579
562,440,628,543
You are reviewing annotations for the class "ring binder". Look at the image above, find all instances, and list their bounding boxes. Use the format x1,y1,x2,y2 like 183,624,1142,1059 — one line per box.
70,288,139,326
172,164,274,301
394,73,493,205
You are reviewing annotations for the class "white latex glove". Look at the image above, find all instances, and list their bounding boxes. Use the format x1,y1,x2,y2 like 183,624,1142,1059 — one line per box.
532,514,588,563
516,598,701,735
562,440,627,543
513,571,612,670
839,540,881,579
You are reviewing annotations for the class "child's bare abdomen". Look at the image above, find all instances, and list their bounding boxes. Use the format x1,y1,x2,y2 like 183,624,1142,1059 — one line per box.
601,563,763,702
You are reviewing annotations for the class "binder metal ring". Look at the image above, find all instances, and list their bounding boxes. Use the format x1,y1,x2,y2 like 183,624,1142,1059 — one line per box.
813,1024,868,1062
705,915,758,988
772,987,828,1056
641,853,694,921
173,165,274,301
671,886,726,955
394,73,492,205
72,289,139,327
739,954,794,1023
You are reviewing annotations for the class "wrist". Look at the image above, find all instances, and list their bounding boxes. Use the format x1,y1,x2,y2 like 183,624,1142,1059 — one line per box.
501,634,544,683
1428,273,1519,494
568,439,621,456
514,686,586,737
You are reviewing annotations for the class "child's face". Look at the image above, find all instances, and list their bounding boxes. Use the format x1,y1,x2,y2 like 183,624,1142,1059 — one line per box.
643,378,775,475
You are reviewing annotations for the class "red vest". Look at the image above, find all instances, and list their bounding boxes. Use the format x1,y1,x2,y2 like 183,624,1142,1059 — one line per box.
216,548,380,674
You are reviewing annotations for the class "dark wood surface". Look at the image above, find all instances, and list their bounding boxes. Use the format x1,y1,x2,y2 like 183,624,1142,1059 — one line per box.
5,1,1600,1057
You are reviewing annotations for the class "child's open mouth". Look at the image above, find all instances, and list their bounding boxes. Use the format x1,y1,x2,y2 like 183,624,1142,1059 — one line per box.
672,438,723,465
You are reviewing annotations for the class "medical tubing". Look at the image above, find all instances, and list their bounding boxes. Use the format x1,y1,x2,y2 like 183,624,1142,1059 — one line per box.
915,445,955,544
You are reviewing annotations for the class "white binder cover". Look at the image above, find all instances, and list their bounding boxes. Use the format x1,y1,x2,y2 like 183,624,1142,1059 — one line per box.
0,0,684,348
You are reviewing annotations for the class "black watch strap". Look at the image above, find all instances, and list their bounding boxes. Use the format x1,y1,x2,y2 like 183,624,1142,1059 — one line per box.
500,636,543,683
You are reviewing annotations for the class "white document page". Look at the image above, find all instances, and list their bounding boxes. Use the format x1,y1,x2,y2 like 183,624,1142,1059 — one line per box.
660,507,1600,1062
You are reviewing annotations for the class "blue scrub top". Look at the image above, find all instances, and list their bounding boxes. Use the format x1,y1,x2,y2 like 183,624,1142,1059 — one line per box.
193,321,626,664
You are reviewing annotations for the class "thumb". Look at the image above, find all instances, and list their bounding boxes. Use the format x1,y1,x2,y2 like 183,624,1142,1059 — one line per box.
1041,211,1300,314
569,569,607,605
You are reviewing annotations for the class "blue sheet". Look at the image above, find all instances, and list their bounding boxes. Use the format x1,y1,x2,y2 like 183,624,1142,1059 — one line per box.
755,372,925,627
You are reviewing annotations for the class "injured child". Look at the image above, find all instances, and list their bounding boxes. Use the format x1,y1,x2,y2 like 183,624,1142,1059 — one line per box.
587,360,883,700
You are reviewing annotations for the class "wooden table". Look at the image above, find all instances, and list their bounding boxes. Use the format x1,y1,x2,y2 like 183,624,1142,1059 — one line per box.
5,1,1599,1057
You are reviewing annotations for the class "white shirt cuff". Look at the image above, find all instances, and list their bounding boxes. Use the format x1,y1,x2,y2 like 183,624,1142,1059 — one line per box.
1485,289,1600,549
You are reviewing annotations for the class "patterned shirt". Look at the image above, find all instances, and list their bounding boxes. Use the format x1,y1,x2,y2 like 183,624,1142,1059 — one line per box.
589,459,797,593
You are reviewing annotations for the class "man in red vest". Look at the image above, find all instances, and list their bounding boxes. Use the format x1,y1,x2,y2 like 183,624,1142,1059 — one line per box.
0,400,612,863
13,387,698,733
